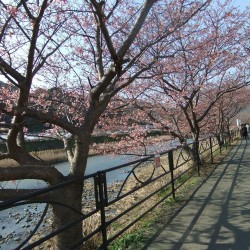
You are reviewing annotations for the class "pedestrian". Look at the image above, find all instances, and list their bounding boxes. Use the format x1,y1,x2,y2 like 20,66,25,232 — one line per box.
246,123,250,136
240,124,248,139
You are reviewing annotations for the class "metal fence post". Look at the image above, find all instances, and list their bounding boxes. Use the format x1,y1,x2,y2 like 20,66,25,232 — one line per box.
95,172,108,250
193,141,200,176
168,150,175,200
209,137,213,164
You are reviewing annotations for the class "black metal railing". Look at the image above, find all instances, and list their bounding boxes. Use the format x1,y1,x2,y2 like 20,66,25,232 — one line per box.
0,134,236,249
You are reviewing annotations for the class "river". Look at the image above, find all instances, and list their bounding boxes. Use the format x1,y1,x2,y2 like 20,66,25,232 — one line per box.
0,140,181,249
1,138,180,190
0,154,134,190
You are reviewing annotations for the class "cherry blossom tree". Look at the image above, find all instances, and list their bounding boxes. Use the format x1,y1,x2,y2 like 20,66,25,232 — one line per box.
203,87,250,144
122,0,250,162
0,0,212,248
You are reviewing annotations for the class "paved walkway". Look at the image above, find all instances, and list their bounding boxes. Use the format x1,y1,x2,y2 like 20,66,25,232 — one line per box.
146,139,250,250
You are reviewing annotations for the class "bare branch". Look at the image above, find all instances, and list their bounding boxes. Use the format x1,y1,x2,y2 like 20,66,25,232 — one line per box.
0,165,64,185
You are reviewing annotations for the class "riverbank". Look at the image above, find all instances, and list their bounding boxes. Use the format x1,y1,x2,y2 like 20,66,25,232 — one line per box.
0,150,176,249
0,134,172,167
0,148,98,167
0,138,235,249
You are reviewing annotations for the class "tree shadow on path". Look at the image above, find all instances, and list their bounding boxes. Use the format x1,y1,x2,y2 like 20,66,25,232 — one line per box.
144,140,250,250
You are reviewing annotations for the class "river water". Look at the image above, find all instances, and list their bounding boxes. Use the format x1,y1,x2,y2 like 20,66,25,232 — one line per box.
1,138,180,190
0,154,135,191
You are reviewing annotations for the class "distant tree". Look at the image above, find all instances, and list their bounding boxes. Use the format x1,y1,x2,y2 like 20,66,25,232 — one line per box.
123,0,250,162
204,88,250,144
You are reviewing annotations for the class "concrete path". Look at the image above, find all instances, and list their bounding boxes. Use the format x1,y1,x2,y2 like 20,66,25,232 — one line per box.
146,139,250,250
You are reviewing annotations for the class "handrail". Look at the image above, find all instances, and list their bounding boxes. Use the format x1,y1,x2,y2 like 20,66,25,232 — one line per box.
0,133,236,249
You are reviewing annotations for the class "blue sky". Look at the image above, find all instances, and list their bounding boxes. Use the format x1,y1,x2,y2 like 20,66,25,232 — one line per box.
0,0,249,85
232,0,249,10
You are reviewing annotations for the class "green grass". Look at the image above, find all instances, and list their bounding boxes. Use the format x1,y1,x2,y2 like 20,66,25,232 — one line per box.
109,172,199,250
109,232,144,250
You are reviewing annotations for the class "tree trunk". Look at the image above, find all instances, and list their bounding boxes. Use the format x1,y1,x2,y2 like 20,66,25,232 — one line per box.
216,134,224,147
192,140,200,164
17,129,26,149
191,132,201,171
52,182,84,249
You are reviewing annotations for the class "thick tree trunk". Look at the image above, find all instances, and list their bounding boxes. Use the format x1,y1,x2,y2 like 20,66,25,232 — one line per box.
52,182,84,249
50,137,91,249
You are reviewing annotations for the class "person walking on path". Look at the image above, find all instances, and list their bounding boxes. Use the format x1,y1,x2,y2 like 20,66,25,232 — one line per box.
240,124,248,139
246,123,249,136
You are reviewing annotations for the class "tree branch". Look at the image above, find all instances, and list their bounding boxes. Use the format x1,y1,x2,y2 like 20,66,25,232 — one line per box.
0,165,64,185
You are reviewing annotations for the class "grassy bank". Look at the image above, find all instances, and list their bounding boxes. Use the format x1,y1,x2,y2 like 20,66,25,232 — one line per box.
0,148,98,167
0,149,67,167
